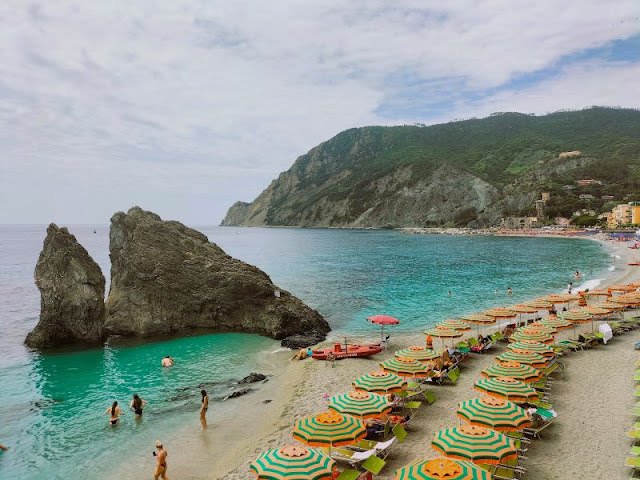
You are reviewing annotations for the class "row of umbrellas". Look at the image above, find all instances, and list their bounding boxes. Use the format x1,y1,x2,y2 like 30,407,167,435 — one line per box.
250,284,640,479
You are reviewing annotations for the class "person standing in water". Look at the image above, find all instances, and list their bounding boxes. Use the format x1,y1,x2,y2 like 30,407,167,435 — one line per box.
200,390,209,429
130,394,147,419
153,440,170,480
161,356,174,367
506,286,512,295
105,401,124,426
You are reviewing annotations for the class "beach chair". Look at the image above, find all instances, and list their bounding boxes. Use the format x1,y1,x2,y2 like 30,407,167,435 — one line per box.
361,455,386,475
329,448,377,468
524,417,554,439
633,408,640,418
403,401,422,416
626,456,640,470
392,423,408,443
336,469,361,480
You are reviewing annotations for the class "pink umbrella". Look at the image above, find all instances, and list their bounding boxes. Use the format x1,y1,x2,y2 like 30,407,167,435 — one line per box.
367,315,400,342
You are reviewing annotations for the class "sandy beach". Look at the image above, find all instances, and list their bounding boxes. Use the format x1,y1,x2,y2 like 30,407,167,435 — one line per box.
148,237,640,480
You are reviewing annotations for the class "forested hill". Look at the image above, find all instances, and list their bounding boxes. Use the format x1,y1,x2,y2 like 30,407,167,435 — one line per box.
222,107,640,228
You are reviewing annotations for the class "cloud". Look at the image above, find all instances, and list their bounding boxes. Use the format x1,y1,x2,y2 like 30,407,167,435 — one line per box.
0,1,639,223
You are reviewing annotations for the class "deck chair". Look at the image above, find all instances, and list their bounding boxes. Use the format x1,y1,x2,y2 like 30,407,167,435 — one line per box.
404,401,422,416
524,417,554,439
626,456,640,470
392,422,408,443
495,332,505,342
371,437,396,460
630,446,640,456
361,455,386,475
330,448,377,468
336,469,361,480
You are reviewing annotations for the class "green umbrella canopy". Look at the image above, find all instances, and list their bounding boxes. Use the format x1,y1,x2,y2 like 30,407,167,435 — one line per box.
506,341,555,357
509,329,553,344
328,391,391,419
481,361,541,383
431,424,517,465
394,457,491,480
437,319,471,330
292,411,366,447
352,371,407,394
457,396,531,432
474,376,539,403
380,356,432,378
250,445,337,480
495,350,549,368
395,346,440,362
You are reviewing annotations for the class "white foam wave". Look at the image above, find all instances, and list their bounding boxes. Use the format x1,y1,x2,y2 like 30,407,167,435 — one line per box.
576,278,603,291
608,265,616,271
270,347,291,353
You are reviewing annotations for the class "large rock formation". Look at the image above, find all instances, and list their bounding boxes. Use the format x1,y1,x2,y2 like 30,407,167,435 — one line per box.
25,224,106,348
103,207,330,343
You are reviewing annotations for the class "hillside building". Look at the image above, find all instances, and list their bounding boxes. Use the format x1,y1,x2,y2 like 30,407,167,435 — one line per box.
541,192,551,202
576,179,601,187
607,202,640,227
501,217,539,230
578,194,595,200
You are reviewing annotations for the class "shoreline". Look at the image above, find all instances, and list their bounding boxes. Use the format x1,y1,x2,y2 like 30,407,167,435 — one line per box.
213,235,640,479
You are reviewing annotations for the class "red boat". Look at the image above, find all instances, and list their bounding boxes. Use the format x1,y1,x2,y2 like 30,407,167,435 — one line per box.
311,342,382,360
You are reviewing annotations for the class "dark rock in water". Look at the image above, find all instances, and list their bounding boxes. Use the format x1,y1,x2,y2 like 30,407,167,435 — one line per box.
25,224,105,348
103,207,330,341
223,388,252,400
281,330,326,349
238,372,267,384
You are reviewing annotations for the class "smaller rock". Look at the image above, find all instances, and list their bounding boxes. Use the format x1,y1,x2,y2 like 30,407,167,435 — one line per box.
262,399,272,404
223,388,252,401
281,330,326,349
238,373,267,384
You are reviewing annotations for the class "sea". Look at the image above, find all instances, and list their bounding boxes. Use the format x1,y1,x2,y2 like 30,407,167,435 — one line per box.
0,225,613,479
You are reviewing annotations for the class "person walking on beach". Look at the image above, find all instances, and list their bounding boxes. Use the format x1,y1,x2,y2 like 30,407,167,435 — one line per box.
105,400,124,426
153,440,170,480
200,390,209,429
130,394,147,419
567,282,573,294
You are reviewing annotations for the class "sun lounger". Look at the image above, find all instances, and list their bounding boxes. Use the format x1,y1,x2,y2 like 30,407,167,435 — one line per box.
626,456,640,470
524,417,555,439
335,469,361,480
329,447,378,468
631,446,640,456
627,429,640,439
405,382,436,404
392,422,408,443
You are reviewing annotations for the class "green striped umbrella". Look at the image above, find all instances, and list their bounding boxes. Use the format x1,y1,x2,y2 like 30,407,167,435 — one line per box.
293,411,366,447
545,293,578,303
609,284,636,292
457,396,531,432
558,310,592,323
328,391,391,419
424,327,464,338
483,308,517,319
395,346,440,362
495,350,549,368
506,341,555,357
474,376,539,403
509,329,553,344
437,319,471,330
431,424,517,465
528,322,557,334
610,293,640,306
250,445,337,480
508,305,539,314
380,356,431,377
460,313,495,324
587,302,624,311
481,361,541,383
523,298,553,309
352,370,407,394
394,457,491,480
538,317,573,330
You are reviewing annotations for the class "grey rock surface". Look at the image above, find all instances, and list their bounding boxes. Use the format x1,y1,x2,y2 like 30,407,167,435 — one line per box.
25,224,106,348
103,207,330,340
280,330,327,349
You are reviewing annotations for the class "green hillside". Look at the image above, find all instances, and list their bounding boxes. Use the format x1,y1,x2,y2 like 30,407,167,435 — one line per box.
222,107,640,228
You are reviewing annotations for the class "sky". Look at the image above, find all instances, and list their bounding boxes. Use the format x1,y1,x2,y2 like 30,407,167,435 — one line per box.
1,1,639,224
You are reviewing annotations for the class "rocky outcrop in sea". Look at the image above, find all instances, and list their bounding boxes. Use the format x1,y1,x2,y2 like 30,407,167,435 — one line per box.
25,208,330,349
25,224,106,348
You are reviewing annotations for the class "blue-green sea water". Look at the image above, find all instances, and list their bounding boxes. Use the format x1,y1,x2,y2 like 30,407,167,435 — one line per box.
0,225,613,479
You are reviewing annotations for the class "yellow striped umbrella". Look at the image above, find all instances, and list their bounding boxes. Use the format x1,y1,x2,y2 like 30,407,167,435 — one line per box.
507,341,555,357
250,445,337,480
394,457,491,480
510,329,553,344
495,350,549,368
380,356,431,378
538,317,573,330
457,396,531,432
481,361,542,383
328,391,391,419
483,308,517,319
437,319,471,331
395,346,440,362
609,284,636,292
545,293,578,304
431,424,517,465
580,306,614,315
508,305,539,314
524,299,553,309
558,310,592,324
590,302,625,311
583,289,611,297
460,313,495,324
424,327,464,337
293,412,366,447
610,294,640,306
528,322,558,334
352,371,407,394
474,376,539,403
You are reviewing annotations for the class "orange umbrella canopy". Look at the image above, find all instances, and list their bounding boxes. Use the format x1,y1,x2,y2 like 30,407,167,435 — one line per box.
457,396,531,432
609,284,636,292
483,308,517,319
431,424,518,465
610,293,640,306
293,412,366,447
508,305,539,314
437,319,471,331
481,361,542,383
579,306,613,316
523,299,553,309
461,314,495,324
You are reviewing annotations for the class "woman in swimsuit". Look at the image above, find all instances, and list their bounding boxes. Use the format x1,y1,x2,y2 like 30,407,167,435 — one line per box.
130,394,147,419
154,440,170,480
200,390,209,429
104,401,123,426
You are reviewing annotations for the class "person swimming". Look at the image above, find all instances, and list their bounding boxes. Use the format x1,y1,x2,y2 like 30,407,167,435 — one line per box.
130,394,147,418
200,390,209,429
161,356,174,367
574,270,581,279
105,400,123,426
153,440,170,480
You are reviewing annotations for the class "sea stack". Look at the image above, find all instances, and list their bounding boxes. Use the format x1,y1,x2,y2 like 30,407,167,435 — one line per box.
103,207,330,344
25,224,106,348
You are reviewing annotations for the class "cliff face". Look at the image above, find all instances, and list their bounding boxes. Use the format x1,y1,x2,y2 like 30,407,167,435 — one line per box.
25,224,106,348
222,108,640,228
104,207,330,341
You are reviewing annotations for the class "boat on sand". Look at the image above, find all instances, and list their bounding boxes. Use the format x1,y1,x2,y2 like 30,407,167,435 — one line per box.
311,342,382,360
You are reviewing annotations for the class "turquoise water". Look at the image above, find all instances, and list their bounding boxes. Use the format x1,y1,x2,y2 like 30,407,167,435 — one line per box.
0,225,612,479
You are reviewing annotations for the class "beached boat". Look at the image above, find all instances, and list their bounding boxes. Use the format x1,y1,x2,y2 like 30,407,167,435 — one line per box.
311,342,382,360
